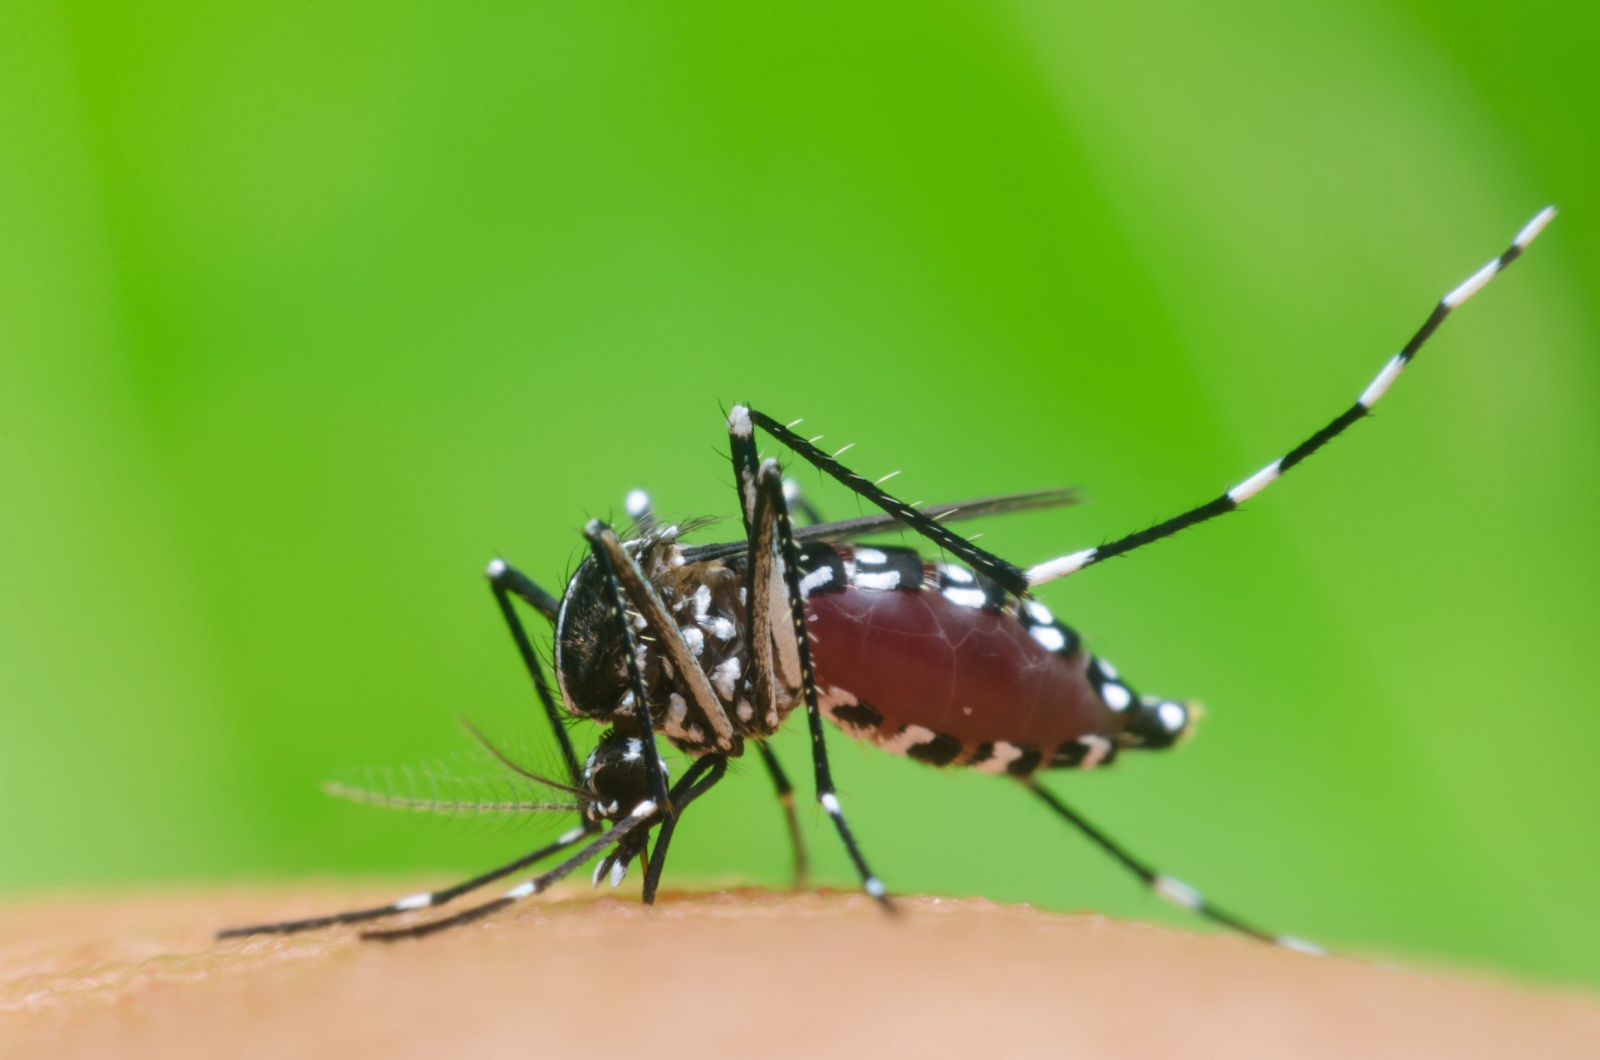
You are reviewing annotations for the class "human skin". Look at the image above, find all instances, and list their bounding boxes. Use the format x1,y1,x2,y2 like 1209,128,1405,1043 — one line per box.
4,886,1598,1059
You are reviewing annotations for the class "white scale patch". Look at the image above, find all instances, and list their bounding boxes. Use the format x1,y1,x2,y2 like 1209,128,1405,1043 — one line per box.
667,693,688,727
974,742,1024,774
1029,625,1067,653
623,738,643,761
1098,658,1119,679
855,547,888,565
943,586,987,609
705,616,736,640
711,657,742,700
679,626,705,656
939,563,975,584
1101,682,1132,711
799,565,835,596
879,724,938,756
736,699,755,722
693,584,712,620
1077,735,1112,769
395,892,432,911
1157,701,1188,733
1153,875,1204,911
854,570,901,591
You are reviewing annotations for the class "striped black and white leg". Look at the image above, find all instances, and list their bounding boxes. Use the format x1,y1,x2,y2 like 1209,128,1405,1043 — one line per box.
1025,779,1325,954
215,825,595,939
729,435,892,909
484,558,585,789
1024,206,1556,586
363,756,726,941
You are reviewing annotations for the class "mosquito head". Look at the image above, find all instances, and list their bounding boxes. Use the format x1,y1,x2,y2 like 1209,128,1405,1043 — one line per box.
553,554,632,723
554,524,685,723
582,728,668,822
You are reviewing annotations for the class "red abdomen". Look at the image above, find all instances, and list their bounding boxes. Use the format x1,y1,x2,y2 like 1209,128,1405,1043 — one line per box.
793,543,1171,775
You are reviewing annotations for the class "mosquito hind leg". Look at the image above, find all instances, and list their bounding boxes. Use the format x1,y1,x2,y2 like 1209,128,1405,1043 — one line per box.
1023,778,1325,954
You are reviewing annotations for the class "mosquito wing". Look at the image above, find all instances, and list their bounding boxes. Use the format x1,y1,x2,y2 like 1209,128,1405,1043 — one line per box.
680,486,1081,563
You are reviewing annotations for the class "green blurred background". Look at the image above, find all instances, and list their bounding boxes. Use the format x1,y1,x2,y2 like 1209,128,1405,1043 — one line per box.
2,0,1596,987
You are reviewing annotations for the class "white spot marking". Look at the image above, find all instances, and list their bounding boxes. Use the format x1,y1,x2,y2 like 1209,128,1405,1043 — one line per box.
609,859,628,888
623,738,643,761
1277,936,1328,956
880,724,938,756
1101,682,1132,711
1026,549,1097,586
395,892,432,911
668,693,688,725
961,706,973,716
712,657,741,699
799,565,835,595
1358,354,1406,409
728,405,752,438
505,881,537,900
693,584,712,620
1513,205,1556,249
625,489,651,518
1030,625,1067,653
736,700,754,722
1078,735,1113,768
943,586,987,608
706,616,736,641
855,547,887,566
782,478,799,501
1157,701,1188,733
485,558,508,579
854,570,900,591
631,799,659,818
940,563,975,584
865,878,886,899
1097,658,1119,679
559,827,586,844
820,793,842,815
1025,600,1054,624
1227,459,1282,504
679,626,705,656
1153,875,1204,911
1443,259,1500,309
975,742,1024,774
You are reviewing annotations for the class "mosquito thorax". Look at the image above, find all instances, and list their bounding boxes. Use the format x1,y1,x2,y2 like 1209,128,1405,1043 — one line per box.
554,524,762,756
